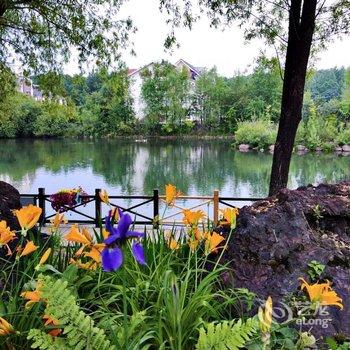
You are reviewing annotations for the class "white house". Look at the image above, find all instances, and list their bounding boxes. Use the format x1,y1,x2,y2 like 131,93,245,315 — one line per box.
128,59,203,119
16,72,66,105
16,74,44,101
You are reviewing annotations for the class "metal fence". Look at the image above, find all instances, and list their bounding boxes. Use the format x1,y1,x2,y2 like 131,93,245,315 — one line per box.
20,188,263,227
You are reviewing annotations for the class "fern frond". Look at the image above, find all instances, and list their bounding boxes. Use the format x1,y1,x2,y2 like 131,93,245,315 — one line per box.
196,318,258,350
29,275,116,350
28,329,70,350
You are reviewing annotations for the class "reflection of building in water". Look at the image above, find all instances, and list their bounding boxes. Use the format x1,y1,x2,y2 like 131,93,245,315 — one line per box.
131,146,149,190
0,173,34,193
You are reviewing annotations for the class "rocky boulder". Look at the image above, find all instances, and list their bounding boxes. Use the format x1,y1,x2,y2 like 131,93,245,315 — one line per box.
296,144,309,153
342,145,350,152
224,182,350,340
0,181,21,231
238,144,250,152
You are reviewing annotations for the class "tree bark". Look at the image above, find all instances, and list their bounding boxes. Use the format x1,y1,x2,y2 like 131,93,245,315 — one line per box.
269,0,317,196
0,5,6,18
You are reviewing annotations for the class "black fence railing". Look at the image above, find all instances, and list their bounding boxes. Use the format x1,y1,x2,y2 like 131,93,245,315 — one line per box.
20,188,263,227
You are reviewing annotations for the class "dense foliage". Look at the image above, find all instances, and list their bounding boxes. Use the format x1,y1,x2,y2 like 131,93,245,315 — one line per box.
1,187,348,349
141,62,191,134
0,62,349,141
0,0,133,72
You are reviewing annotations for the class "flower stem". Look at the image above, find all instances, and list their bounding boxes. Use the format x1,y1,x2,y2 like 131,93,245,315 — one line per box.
122,273,128,349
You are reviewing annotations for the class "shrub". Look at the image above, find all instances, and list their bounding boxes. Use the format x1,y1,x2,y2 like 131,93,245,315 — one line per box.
234,120,277,149
33,102,78,137
0,188,344,349
297,103,344,150
336,124,350,145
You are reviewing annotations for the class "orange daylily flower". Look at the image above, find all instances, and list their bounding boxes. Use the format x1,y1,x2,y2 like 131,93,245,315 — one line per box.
38,248,52,265
70,258,98,271
64,225,92,245
43,315,62,337
187,228,208,252
0,317,15,336
194,228,207,240
220,207,239,228
182,209,206,227
110,208,120,221
99,189,110,205
0,220,16,248
50,213,67,231
165,184,181,206
83,243,105,263
21,287,42,308
81,227,93,243
19,240,38,257
188,239,199,252
102,228,110,240
168,238,180,250
258,296,273,333
66,226,103,264
74,245,85,258
205,232,225,254
299,278,343,309
13,204,42,233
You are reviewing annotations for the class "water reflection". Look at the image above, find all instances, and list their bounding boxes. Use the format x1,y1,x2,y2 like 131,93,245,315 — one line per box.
0,138,349,197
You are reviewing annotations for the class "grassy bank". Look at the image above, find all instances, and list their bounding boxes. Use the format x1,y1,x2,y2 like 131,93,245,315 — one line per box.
234,118,350,151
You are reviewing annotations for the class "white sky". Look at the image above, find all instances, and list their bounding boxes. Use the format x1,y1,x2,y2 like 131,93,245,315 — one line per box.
65,0,350,77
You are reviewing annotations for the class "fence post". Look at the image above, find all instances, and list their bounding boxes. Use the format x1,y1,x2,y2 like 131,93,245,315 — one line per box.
153,189,159,228
213,190,219,226
38,187,46,226
95,188,102,228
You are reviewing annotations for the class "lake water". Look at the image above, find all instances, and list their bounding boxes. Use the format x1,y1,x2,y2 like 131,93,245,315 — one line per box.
1,138,349,198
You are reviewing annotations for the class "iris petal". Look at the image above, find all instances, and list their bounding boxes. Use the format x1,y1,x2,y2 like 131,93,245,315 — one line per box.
117,211,132,237
132,241,146,265
102,247,123,272
126,230,145,239
104,233,119,245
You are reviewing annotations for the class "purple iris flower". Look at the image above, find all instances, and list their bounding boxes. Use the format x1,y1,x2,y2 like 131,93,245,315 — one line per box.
102,208,146,272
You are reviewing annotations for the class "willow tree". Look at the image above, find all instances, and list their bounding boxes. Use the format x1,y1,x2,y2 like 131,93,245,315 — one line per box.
160,0,350,195
0,0,133,71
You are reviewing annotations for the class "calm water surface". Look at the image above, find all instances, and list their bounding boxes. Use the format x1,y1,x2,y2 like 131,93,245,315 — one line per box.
0,139,349,198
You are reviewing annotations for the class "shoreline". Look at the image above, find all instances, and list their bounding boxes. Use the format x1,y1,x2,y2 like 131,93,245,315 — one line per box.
0,136,349,155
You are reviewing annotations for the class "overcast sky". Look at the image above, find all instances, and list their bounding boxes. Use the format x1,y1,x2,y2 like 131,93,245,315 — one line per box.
66,0,350,77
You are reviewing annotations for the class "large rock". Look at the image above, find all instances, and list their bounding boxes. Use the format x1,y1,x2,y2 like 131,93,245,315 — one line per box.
296,144,309,153
342,144,350,152
0,181,21,231
224,182,350,340
238,144,250,152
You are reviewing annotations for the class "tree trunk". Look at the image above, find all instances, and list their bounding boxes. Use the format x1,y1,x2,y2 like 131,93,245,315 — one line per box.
0,5,6,18
269,0,317,196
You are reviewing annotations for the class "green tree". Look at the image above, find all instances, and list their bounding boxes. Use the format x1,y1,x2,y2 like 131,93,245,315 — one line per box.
0,1,133,71
63,74,89,106
35,71,66,99
223,75,251,123
246,57,282,122
309,68,344,103
192,68,229,128
141,62,190,133
0,64,16,137
340,68,350,119
159,0,350,195
81,69,135,135
0,63,16,100
33,101,78,137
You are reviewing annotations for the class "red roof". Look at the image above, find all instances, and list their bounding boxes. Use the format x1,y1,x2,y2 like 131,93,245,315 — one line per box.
127,68,137,75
